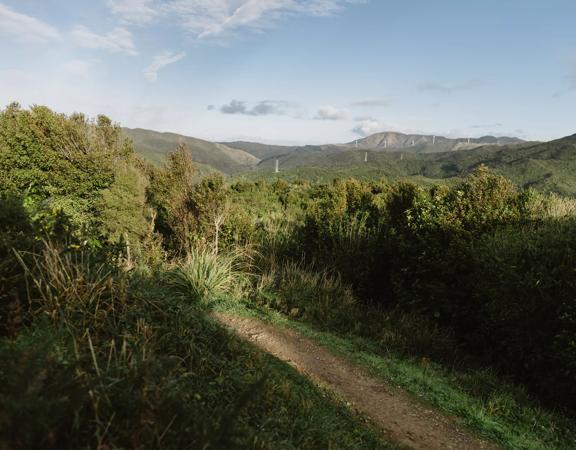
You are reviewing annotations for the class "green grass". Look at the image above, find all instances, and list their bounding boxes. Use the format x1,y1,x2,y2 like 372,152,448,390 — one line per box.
1,243,393,449
214,302,576,450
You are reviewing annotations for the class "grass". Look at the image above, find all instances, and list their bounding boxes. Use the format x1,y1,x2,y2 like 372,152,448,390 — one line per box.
165,245,252,302
1,242,393,450
213,301,576,450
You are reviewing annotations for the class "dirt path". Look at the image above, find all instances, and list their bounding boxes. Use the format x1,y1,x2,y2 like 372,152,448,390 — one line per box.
213,313,498,450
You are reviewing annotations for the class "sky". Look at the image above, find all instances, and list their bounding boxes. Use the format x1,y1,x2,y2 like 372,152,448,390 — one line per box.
1,0,575,144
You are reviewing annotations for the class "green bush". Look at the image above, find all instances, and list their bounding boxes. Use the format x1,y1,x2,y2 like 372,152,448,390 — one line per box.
291,168,576,409
471,220,576,405
0,104,131,229
0,195,34,336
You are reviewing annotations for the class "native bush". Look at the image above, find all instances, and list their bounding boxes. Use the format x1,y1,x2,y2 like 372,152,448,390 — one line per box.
0,195,35,336
0,104,131,229
470,220,576,406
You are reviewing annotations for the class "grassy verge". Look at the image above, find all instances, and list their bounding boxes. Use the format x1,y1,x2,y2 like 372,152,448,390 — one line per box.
213,301,576,450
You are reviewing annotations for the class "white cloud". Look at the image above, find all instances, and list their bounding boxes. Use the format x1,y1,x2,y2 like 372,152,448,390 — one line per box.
144,51,187,82
72,26,137,55
184,1,365,39
315,105,350,120
106,0,158,24
0,4,60,43
352,118,383,136
103,0,364,40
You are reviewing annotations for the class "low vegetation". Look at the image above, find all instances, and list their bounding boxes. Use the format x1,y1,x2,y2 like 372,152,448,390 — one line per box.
2,104,576,449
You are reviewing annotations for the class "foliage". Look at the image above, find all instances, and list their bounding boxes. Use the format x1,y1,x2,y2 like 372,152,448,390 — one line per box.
1,246,385,449
0,104,131,228
147,145,228,253
165,245,252,303
98,161,152,243
0,195,34,336
3,104,576,447
286,167,576,408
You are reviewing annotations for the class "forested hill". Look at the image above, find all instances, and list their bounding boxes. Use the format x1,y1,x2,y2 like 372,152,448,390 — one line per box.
248,134,576,195
125,125,576,195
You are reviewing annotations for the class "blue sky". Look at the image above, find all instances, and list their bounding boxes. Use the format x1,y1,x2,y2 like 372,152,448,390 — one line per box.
1,0,575,144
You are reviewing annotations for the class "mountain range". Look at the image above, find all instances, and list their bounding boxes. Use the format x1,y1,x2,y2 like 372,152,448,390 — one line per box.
123,127,576,195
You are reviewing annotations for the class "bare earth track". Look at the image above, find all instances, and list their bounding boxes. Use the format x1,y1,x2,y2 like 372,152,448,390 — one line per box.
214,313,499,450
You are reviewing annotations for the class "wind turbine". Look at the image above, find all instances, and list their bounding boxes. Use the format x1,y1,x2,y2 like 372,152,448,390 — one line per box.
275,159,279,174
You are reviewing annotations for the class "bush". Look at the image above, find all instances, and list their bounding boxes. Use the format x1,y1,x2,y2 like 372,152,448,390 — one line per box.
253,259,357,327
0,195,34,336
471,220,576,406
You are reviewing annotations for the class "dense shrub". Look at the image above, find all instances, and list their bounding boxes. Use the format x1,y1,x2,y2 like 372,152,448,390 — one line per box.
0,195,34,336
0,104,131,229
293,168,576,408
471,220,576,405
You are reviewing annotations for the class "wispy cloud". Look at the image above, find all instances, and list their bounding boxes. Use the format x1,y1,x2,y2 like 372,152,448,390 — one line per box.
418,80,484,94
104,0,365,40
106,0,159,24
219,99,291,116
315,105,350,120
144,51,186,81
350,98,392,107
0,4,60,43
72,26,137,55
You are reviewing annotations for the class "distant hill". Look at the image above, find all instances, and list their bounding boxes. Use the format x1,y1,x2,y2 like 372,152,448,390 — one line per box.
241,134,576,196
344,131,525,153
220,141,303,160
125,127,576,195
224,132,526,166
124,128,260,174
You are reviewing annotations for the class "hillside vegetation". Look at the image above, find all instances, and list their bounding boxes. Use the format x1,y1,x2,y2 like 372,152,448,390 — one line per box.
124,127,259,173
132,127,575,195
241,135,576,195
2,104,576,449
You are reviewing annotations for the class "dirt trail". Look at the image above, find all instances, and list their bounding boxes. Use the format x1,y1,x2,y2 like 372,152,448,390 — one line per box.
214,313,498,450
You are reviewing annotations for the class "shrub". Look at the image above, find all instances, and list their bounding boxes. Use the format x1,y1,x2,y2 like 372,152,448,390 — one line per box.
0,195,34,336
253,259,357,327
471,220,576,406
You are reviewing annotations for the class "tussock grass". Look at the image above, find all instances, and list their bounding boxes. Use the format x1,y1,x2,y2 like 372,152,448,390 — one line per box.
14,241,125,325
165,245,252,302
